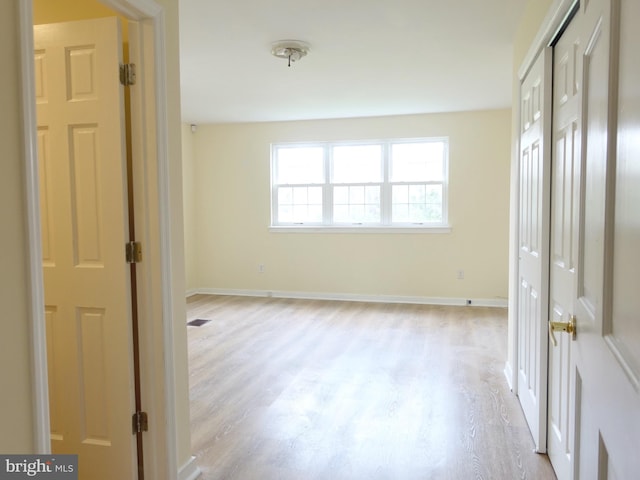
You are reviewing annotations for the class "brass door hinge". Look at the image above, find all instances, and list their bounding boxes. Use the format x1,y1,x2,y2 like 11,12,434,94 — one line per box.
120,63,136,86
132,411,148,434
125,241,142,264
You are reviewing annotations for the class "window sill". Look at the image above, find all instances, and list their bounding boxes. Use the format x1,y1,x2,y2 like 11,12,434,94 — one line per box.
269,225,452,234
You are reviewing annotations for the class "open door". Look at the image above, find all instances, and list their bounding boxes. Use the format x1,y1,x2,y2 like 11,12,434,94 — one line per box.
569,0,640,477
546,0,640,478
35,17,139,479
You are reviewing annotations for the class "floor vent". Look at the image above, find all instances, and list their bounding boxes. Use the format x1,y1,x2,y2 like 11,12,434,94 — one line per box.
187,319,211,327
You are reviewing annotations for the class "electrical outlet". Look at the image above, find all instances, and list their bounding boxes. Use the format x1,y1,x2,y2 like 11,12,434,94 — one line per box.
457,269,465,280
258,264,265,273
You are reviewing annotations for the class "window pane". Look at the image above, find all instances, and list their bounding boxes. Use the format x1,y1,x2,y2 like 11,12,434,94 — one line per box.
350,204,365,221
334,205,349,222
424,185,443,222
393,203,409,223
426,204,443,222
293,205,307,221
365,186,380,204
334,186,348,204
279,205,293,223
293,187,308,204
350,186,365,204
278,187,292,204
332,145,382,183
308,187,322,204
332,185,380,223
390,142,444,182
409,184,426,203
308,205,323,221
409,203,426,221
276,147,324,184
392,183,442,223
278,186,322,223
393,185,408,203
365,204,381,222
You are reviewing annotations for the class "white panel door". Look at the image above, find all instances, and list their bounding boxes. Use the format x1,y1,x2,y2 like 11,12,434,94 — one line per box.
35,18,137,480
570,0,640,478
547,9,581,479
517,50,551,453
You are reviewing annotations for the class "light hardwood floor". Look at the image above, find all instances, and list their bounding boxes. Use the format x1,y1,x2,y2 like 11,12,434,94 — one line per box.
187,295,556,480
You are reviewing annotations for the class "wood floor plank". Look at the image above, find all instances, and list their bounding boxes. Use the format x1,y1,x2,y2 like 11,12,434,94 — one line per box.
187,295,556,480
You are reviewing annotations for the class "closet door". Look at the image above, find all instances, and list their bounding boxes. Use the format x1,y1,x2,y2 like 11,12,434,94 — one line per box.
516,49,552,453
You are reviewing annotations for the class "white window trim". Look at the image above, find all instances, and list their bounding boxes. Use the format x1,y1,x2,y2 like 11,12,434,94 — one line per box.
268,225,452,234
271,137,450,232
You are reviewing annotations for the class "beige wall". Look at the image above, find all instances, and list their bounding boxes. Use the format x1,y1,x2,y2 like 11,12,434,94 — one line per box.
33,0,129,39
185,109,512,303
0,0,36,453
182,124,198,293
33,0,122,22
1,0,192,474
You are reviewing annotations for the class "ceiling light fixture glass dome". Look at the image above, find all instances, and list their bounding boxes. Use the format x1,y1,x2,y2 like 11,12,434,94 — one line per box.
271,40,310,67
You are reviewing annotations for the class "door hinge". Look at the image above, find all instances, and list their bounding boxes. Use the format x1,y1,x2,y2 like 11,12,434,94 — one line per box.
125,241,142,263
120,63,136,86
132,411,148,434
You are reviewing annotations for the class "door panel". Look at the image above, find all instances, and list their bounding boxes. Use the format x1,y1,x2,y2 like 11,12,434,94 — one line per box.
574,0,640,478
517,50,551,453
35,17,137,480
579,11,608,317
548,10,582,478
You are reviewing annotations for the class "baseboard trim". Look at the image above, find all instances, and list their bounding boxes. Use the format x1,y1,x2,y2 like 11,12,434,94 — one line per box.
504,361,514,391
189,288,508,308
178,456,201,480
186,289,199,298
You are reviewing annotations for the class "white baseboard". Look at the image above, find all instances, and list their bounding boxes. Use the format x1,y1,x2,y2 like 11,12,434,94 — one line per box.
178,456,201,480
189,288,508,308
504,361,515,391
186,289,199,298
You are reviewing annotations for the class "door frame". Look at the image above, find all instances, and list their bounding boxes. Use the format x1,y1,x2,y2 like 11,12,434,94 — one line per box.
507,0,580,445
18,0,180,477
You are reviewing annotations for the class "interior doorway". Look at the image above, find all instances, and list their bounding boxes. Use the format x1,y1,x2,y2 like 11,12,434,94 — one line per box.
21,0,182,478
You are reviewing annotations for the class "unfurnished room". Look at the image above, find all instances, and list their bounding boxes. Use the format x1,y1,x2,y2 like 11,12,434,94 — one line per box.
1,0,638,479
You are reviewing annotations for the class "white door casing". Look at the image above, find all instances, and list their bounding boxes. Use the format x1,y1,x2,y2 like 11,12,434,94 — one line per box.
35,17,137,479
547,6,581,479
516,49,552,453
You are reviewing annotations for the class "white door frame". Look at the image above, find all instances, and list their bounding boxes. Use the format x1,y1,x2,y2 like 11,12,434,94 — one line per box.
18,0,179,477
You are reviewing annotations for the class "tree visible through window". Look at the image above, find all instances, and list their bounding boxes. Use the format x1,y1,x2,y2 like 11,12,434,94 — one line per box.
271,138,448,228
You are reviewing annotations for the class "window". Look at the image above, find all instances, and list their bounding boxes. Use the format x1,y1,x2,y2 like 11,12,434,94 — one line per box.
271,138,449,230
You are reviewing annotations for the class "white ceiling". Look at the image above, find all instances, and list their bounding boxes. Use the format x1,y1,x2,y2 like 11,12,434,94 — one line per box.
179,0,526,124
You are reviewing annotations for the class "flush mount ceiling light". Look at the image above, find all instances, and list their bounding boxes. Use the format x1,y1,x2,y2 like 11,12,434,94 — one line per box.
271,40,310,67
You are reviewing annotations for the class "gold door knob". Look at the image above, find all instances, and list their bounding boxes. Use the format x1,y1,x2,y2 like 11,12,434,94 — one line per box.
549,315,577,347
